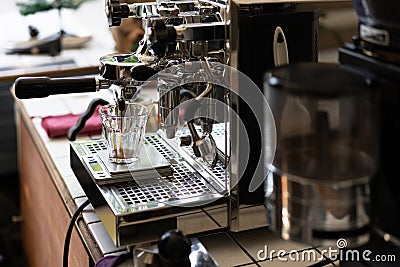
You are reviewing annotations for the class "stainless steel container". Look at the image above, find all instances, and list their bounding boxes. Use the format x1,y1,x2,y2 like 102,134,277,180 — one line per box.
264,62,380,248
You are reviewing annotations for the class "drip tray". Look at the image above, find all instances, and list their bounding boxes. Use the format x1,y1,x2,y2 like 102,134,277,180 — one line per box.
111,161,219,209
70,133,229,246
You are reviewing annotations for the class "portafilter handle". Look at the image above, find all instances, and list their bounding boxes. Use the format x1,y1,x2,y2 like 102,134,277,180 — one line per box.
14,76,110,99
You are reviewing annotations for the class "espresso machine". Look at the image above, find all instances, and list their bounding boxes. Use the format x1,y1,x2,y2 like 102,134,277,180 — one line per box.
14,0,320,259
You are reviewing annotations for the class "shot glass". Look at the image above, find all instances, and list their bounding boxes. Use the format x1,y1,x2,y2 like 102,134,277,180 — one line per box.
99,102,149,164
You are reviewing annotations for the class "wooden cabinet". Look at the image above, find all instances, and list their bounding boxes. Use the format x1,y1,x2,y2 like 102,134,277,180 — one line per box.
18,117,90,267
0,81,17,177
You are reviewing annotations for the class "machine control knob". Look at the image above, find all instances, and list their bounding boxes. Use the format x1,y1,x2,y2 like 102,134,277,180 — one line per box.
106,0,130,27
147,18,177,56
180,135,192,147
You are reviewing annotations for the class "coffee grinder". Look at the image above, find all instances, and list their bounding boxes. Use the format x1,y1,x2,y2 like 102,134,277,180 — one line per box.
264,0,400,251
264,62,380,248
339,0,400,242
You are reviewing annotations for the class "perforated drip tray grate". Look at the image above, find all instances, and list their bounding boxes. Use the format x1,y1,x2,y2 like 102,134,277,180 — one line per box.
113,161,215,207
144,134,176,160
75,133,228,210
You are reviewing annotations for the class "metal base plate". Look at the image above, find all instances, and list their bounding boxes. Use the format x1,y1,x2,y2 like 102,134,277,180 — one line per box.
70,131,230,246
71,133,228,210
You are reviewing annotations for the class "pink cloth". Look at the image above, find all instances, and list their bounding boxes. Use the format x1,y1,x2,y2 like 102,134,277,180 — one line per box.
94,253,131,267
41,108,102,138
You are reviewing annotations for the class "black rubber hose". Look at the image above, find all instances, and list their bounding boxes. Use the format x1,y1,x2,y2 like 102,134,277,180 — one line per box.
63,199,90,267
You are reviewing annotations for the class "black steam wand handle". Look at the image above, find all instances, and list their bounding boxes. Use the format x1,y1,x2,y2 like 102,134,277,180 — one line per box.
14,76,100,99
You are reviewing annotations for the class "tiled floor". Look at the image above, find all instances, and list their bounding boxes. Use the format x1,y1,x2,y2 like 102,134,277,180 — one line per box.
198,232,254,266
196,228,336,267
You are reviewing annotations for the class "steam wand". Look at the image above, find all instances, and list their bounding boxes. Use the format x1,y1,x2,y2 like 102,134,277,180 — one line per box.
181,82,218,168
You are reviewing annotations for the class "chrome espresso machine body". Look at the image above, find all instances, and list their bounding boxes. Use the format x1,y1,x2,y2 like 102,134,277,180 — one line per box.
14,0,320,250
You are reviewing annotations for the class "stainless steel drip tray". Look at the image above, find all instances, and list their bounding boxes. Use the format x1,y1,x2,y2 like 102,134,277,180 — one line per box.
108,172,224,213
101,148,227,213
70,133,229,246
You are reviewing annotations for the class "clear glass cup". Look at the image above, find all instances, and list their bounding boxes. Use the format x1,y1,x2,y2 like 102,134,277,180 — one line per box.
99,102,149,164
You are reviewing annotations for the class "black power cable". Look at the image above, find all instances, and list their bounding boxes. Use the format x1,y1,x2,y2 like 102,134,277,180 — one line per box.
63,199,90,267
